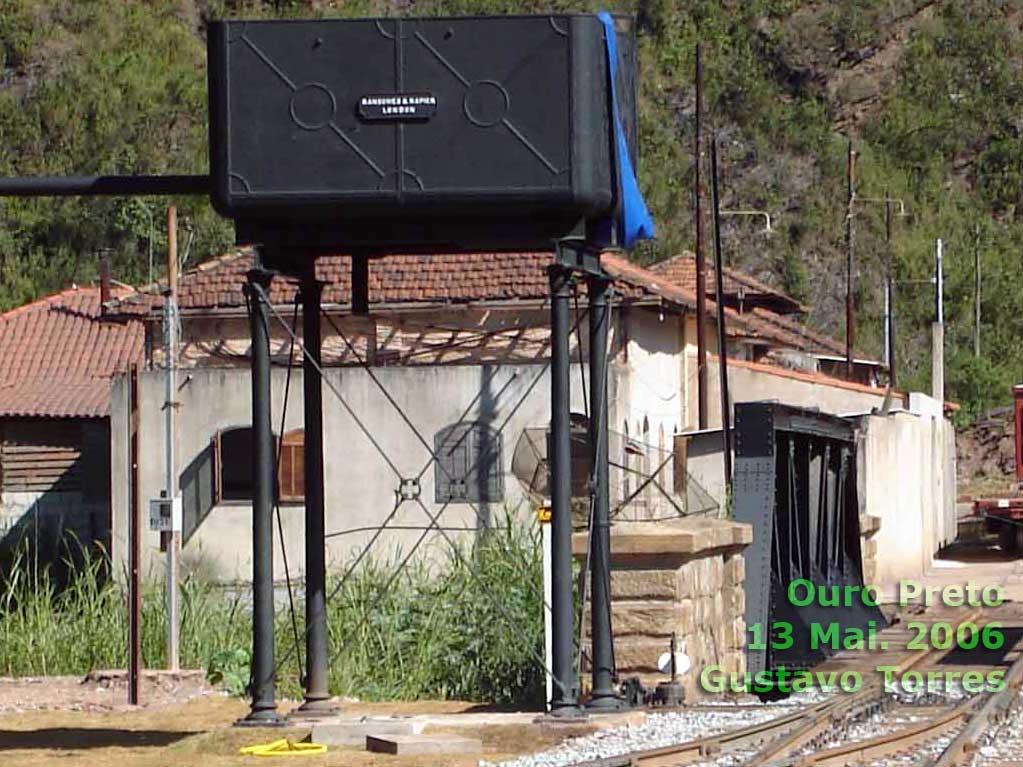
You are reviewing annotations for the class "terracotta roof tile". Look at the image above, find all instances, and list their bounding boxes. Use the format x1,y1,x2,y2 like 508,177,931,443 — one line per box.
0,287,144,418
648,254,806,314
114,249,691,313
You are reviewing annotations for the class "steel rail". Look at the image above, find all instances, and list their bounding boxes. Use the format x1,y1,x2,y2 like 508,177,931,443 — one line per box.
791,697,976,767
931,638,1023,767
746,608,984,765
568,697,838,767
566,611,984,767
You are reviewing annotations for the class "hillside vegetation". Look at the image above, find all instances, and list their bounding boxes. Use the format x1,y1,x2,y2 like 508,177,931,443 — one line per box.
2,0,1023,418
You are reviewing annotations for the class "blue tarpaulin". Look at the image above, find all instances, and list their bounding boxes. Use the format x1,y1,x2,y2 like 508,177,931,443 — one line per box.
597,11,655,248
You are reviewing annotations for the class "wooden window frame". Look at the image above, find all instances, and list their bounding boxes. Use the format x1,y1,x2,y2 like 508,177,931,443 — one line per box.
210,427,305,505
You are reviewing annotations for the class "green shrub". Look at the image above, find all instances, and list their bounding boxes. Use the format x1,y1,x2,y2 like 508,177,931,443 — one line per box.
0,517,545,706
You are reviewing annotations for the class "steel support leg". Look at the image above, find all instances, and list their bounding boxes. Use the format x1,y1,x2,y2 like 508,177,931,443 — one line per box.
240,265,283,726
548,265,581,716
586,274,621,710
297,268,332,713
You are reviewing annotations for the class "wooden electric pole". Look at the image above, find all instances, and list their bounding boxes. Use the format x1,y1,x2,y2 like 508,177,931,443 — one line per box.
694,42,708,429
845,140,856,379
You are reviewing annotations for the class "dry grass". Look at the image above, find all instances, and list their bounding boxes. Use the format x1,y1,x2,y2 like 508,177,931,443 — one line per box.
0,694,594,767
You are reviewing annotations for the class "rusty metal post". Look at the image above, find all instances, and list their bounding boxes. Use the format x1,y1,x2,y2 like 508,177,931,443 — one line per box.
128,364,141,705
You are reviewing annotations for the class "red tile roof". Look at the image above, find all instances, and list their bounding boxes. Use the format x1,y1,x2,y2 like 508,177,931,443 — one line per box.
0,287,144,418
648,255,867,360
109,248,864,364
114,249,698,313
112,248,850,353
648,254,806,314
746,307,846,357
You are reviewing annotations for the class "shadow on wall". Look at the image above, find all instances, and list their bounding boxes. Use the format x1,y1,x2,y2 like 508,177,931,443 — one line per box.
0,418,111,586
0,489,108,587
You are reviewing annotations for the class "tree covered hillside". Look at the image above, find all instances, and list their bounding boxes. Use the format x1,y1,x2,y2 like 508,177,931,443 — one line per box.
2,0,1023,418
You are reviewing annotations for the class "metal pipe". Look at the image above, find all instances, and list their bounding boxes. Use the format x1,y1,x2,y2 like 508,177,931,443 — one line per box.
164,206,180,672
694,43,708,429
241,265,283,726
710,138,733,492
586,274,619,710
0,174,210,197
298,268,332,713
548,265,581,716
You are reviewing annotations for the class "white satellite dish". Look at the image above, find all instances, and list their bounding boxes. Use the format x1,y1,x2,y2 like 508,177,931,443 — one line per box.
657,640,691,676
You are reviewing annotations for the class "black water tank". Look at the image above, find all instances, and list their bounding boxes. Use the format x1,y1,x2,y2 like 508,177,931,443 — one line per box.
207,14,637,252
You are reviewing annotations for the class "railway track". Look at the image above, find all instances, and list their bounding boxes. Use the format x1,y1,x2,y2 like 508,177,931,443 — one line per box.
569,610,1023,767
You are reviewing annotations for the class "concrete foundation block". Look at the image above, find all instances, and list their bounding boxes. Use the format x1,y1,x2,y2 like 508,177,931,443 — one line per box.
366,734,483,755
311,718,423,747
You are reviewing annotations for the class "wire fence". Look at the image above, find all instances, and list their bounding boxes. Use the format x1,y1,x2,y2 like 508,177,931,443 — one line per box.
511,425,720,526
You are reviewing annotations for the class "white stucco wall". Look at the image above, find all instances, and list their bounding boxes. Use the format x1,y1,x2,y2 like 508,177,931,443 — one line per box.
112,364,585,582
109,305,688,583
856,397,957,592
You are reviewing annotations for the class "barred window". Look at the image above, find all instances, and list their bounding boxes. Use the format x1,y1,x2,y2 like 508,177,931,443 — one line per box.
434,422,503,503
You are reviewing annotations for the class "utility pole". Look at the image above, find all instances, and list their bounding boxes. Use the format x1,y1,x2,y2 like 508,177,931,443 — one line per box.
932,239,945,404
694,42,708,429
884,191,896,387
845,140,856,379
163,206,180,671
974,224,981,358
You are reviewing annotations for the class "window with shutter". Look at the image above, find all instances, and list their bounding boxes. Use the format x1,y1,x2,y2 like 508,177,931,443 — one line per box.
278,429,305,502
434,422,503,504
213,426,302,503
220,428,254,501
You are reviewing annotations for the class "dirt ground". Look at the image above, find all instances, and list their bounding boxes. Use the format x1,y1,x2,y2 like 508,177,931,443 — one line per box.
0,677,591,767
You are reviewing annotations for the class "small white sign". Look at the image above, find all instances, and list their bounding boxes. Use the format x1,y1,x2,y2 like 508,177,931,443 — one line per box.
149,496,182,532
